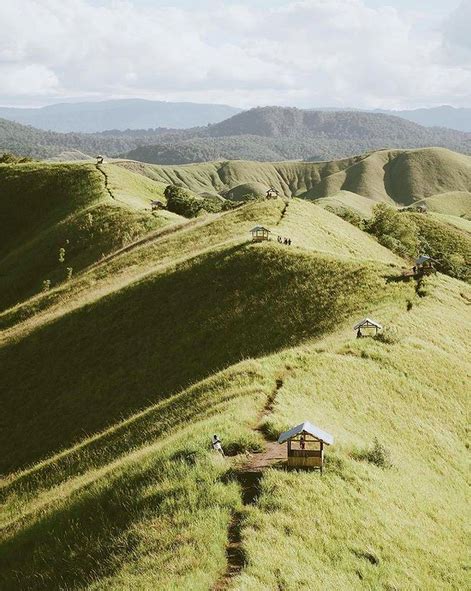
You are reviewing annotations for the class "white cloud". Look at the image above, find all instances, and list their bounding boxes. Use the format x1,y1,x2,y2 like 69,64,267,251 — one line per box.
0,0,469,108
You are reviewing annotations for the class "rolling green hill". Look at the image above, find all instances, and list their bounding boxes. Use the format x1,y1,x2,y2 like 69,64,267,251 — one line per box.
117,147,471,208
0,156,469,590
0,162,182,311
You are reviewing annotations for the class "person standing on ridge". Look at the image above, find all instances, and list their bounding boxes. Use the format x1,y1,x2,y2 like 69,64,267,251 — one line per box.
212,434,224,455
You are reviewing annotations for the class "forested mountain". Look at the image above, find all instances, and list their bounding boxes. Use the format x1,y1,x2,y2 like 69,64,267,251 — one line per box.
2,107,471,163
0,99,241,133
125,107,471,164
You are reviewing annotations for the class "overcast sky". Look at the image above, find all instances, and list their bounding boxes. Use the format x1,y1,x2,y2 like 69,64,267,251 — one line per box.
0,0,469,109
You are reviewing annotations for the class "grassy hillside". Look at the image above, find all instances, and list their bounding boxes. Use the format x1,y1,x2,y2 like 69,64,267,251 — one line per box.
415,191,471,218
0,159,469,590
117,148,471,214
0,162,180,311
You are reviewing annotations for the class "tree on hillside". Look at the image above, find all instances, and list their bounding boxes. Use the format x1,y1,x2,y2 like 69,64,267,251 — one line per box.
164,184,204,217
366,203,419,257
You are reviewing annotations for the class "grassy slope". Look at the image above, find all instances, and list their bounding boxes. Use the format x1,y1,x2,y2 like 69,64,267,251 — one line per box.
1,161,469,590
117,148,471,215
1,272,468,590
415,191,471,218
313,190,376,218
0,162,181,312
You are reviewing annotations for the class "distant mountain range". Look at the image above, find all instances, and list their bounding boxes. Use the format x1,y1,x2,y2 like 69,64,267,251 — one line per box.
0,99,241,133
124,107,471,164
1,106,470,164
375,106,471,133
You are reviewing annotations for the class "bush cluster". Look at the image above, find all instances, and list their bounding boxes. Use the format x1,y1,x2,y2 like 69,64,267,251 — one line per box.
365,203,419,258
164,184,230,218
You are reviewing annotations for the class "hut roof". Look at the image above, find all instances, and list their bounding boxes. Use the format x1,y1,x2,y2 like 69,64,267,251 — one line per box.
278,421,334,445
250,226,271,233
353,317,383,330
415,254,436,265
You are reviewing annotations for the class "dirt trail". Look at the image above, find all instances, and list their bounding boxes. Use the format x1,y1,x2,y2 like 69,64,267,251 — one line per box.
213,380,285,590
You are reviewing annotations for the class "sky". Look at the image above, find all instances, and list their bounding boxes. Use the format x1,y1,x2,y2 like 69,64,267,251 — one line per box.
0,0,469,110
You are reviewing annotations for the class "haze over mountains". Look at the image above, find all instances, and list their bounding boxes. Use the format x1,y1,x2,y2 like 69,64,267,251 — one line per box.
1,106,471,164
1,100,470,133
376,106,471,133
0,99,241,133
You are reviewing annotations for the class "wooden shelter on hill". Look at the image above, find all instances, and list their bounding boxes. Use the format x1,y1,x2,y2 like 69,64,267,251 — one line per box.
278,422,333,472
353,317,382,337
266,187,279,199
415,254,437,275
96,155,104,164
250,226,271,242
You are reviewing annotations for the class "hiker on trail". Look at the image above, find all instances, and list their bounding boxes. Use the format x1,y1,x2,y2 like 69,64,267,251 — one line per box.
212,434,224,455
288,238,292,246
284,237,288,245
277,235,282,243
300,434,306,450
356,328,362,339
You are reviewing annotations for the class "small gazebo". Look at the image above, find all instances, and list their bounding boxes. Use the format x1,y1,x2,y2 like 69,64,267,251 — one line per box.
415,255,437,275
278,421,334,472
266,187,279,199
250,226,271,242
96,155,104,165
353,318,382,338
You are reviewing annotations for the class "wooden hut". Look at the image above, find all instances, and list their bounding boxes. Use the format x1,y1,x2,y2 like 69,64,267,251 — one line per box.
353,317,382,337
96,155,104,164
278,421,333,472
250,226,271,242
266,187,279,199
415,254,436,275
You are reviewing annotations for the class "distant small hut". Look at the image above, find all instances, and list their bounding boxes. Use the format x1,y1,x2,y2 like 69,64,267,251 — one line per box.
353,317,383,338
278,421,334,472
151,199,165,211
415,254,437,275
266,187,279,199
96,155,104,165
250,226,271,242
415,204,427,214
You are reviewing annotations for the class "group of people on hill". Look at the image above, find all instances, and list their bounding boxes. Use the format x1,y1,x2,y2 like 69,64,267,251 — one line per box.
277,235,292,246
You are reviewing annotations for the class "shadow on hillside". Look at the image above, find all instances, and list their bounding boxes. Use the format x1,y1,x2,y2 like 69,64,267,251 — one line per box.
1,243,385,473
0,455,218,590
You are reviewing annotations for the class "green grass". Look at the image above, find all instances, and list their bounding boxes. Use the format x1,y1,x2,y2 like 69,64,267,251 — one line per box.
0,162,180,311
0,156,469,590
415,191,471,218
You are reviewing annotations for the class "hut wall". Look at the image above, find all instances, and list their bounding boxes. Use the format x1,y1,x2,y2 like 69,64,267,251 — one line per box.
287,449,323,468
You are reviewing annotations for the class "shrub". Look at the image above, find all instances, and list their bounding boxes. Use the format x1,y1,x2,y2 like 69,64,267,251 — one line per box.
357,437,392,468
325,205,363,228
42,279,51,292
374,327,399,344
58,248,66,263
164,184,203,218
366,203,418,258
0,152,34,164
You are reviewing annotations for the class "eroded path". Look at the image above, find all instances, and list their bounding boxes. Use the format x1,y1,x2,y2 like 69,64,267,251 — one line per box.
213,380,286,590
